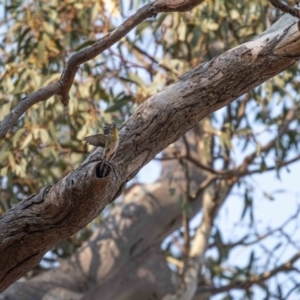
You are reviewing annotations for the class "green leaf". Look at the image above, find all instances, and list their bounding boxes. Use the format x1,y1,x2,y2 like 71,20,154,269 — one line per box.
169,188,176,197
260,158,267,172
20,133,32,150
0,151,10,164
183,202,192,216
178,194,184,207
12,128,26,147
105,95,132,113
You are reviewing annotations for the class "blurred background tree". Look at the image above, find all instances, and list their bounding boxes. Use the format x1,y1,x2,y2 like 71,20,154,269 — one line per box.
1,0,300,299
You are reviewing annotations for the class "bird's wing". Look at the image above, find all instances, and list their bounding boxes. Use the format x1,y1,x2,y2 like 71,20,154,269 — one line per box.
83,134,106,147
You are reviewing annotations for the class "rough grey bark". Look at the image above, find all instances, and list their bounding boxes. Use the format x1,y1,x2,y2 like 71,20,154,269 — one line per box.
1,12,300,293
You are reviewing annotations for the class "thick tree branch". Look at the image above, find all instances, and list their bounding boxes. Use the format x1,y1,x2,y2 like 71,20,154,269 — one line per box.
1,11,300,292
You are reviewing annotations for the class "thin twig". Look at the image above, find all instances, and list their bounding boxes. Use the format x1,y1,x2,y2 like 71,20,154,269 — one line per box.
235,105,298,175
196,251,300,296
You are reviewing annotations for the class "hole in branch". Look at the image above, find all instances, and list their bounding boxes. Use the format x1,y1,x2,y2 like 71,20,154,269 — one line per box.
95,161,112,178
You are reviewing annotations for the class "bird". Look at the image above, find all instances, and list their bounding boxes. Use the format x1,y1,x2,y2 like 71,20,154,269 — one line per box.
83,123,119,176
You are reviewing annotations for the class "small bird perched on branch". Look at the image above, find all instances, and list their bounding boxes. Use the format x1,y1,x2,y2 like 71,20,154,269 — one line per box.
83,123,119,176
